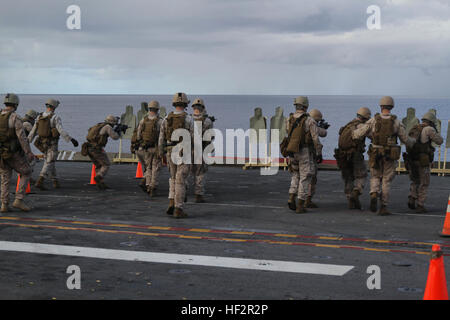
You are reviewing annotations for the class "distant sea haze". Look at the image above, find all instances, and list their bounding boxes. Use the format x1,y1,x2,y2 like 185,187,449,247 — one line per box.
17,95,449,159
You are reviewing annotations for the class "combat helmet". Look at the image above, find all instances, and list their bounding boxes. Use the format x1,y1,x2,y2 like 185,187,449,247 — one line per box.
148,100,160,110
192,98,205,108
172,92,190,107
25,109,39,120
45,99,60,109
105,115,118,125
4,93,19,107
379,96,394,109
309,109,322,121
294,96,309,109
422,111,437,124
357,107,372,120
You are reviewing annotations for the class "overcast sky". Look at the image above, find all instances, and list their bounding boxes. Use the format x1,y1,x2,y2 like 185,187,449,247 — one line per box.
1,0,450,95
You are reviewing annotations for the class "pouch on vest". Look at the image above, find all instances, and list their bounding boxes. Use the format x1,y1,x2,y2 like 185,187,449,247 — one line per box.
389,145,401,161
51,127,60,139
34,138,47,153
286,115,311,154
81,142,89,157
37,117,52,138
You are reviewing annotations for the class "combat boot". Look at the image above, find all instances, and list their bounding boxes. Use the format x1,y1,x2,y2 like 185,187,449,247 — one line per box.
35,176,47,191
1,203,9,213
296,199,307,214
147,187,156,197
370,193,378,213
351,190,362,210
195,195,205,203
348,197,355,210
12,199,31,212
305,196,318,208
139,179,147,193
288,193,297,211
408,196,416,210
174,208,188,219
53,179,60,189
416,205,427,214
166,199,175,215
378,205,391,216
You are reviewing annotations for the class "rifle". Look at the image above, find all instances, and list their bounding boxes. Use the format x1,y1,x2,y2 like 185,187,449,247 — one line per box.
113,117,129,135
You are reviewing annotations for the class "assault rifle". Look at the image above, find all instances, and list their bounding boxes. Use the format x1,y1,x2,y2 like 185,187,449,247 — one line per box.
317,119,330,130
113,117,129,135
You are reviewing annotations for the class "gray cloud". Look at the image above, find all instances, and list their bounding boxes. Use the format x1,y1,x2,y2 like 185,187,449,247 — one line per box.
1,0,450,95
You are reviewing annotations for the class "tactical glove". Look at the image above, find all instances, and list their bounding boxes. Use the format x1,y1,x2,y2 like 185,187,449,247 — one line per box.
71,138,79,147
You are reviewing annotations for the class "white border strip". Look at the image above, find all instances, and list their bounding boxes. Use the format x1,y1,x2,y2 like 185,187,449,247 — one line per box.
0,241,353,276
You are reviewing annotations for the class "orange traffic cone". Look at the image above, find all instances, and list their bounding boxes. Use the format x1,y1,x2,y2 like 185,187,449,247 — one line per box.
423,244,449,300
440,195,450,237
89,164,97,185
135,162,143,178
16,175,31,194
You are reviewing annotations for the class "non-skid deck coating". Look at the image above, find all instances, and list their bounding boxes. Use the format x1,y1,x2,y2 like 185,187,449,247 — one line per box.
0,161,449,300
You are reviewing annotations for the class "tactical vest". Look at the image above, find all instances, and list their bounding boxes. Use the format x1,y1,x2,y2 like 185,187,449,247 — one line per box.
36,114,60,140
406,124,434,162
286,114,313,154
86,123,108,147
141,117,159,147
338,119,365,153
165,112,187,143
0,112,19,159
372,114,398,146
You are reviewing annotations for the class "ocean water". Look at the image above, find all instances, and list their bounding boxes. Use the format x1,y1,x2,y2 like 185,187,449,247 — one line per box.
16,94,450,159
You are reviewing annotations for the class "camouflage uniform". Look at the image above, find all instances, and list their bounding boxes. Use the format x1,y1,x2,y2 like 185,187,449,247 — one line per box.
86,124,120,181
28,111,74,183
190,112,214,198
308,126,327,199
136,114,163,191
286,110,323,205
0,110,33,207
340,119,368,200
159,111,193,211
353,112,414,210
407,125,443,209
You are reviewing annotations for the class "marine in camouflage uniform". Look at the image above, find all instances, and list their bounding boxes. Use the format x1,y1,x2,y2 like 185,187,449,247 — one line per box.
135,101,163,197
405,112,443,213
28,99,78,190
0,93,35,212
285,96,323,214
158,92,193,219
190,98,214,203
21,109,39,183
353,96,415,215
334,107,371,209
305,109,328,208
83,115,120,190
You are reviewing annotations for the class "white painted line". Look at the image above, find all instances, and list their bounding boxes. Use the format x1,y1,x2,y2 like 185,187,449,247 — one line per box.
0,241,354,276
68,151,76,161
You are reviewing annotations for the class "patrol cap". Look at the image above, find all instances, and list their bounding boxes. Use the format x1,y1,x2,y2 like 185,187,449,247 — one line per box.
148,100,160,110
25,109,39,119
4,93,19,106
379,96,394,108
294,96,309,108
45,99,60,109
172,92,190,107
357,107,372,120
192,98,205,109
309,109,323,121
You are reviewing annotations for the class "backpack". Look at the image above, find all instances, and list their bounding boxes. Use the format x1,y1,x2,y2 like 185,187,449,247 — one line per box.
338,119,362,151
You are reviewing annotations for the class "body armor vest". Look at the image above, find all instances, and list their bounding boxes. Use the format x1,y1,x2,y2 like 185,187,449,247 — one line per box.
165,112,187,143
141,117,159,147
86,123,108,147
0,112,19,159
338,119,365,153
286,114,313,154
373,114,397,146
407,124,434,162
